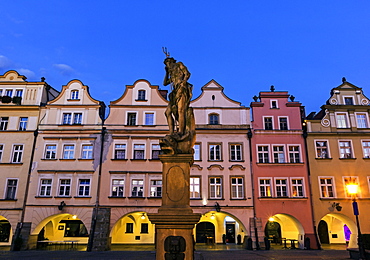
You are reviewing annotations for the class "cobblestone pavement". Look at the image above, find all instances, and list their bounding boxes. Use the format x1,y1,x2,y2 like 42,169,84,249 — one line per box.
0,250,350,260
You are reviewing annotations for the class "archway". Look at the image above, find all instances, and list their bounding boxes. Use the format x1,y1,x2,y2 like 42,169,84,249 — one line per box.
196,222,215,243
265,221,281,244
0,216,12,244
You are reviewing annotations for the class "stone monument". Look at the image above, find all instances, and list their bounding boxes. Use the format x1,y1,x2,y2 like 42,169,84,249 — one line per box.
147,49,201,260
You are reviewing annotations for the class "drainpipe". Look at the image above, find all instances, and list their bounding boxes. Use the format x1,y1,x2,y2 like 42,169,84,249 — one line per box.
247,128,260,250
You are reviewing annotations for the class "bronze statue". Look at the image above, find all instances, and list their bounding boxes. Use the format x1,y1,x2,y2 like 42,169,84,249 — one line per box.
160,48,196,155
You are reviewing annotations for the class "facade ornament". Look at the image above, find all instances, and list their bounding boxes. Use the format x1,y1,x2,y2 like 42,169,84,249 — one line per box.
321,109,331,127
329,98,338,105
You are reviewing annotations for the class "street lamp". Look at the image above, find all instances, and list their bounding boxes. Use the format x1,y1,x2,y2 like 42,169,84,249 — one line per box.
346,181,366,260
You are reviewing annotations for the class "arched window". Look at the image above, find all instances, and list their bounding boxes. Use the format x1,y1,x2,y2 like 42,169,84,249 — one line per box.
138,90,146,101
209,113,219,125
71,90,79,100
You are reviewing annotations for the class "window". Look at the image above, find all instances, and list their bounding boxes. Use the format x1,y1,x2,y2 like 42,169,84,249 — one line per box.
339,141,353,159
15,89,23,97
0,117,9,130
273,146,285,163
131,179,144,197
279,117,288,130
257,146,269,163
190,177,200,198
145,112,154,125
58,179,71,197
264,117,273,130
45,145,57,159
112,179,124,197
288,146,300,163
344,97,354,105
319,177,335,198
194,144,201,161
71,90,79,100
316,141,329,159
0,144,3,162
259,179,272,197
78,179,90,196
150,180,162,197
63,145,75,159
275,179,288,197
127,113,137,126
209,177,222,199
291,179,304,197
151,144,161,159
5,179,18,200
356,113,369,128
73,113,82,124
362,141,370,158
343,177,359,198
209,144,221,161
81,145,93,159
18,117,28,131
114,144,126,159
39,179,52,196
209,114,219,125
141,223,149,234
336,113,349,128
126,223,134,233
5,89,13,97
62,113,72,124
133,144,145,159
231,177,244,199
12,145,23,163
230,144,242,161
138,90,146,100
271,100,278,108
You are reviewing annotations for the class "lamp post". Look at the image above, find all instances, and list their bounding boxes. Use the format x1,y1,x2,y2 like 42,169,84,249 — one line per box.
346,182,366,260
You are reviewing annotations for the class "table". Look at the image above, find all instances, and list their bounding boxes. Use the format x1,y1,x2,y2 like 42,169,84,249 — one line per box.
37,240,79,250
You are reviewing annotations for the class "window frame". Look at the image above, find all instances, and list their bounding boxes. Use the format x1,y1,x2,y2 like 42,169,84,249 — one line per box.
70,90,79,100
258,178,272,197
278,117,289,130
63,144,75,159
5,178,18,200
270,100,278,109
272,145,285,163
18,117,28,131
131,179,144,197
111,179,125,197
335,112,350,128
144,112,155,125
257,145,269,163
290,178,305,197
81,144,93,159
133,144,145,160
62,112,84,125
44,144,57,159
230,176,244,199
208,143,222,161
114,143,126,159
137,90,146,101
288,145,301,163
315,140,330,159
263,116,273,130
58,179,72,197
77,179,91,197
343,96,355,105
275,178,288,197
229,143,243,162
126,112,137,126
12,144,24,163
39,179,53,197
209,176,223,199
319,176,336,198
0,117,9,131
150,179,162,197
355,112,369,128
0,144,4,162
193,143,201,161
190,176,201,199
361,140,370,158
209,113,220,125
338,140,354,159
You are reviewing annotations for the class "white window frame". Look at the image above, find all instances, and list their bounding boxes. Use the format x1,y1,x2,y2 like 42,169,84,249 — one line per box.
44,144,57,159
338,140,354,159
209,177,222,199
278,116,289,130
290,178,305,197
151,144,161,160
257,145,269,163
319,176,336,198
275,178,288,197
288,145,301,163
39,179,53,197
58,179,72,197
209,143,222,161
63,144,75,159
258,178,272,197
81,144,93,159
126,112,138,126
18,117,28,131
70,90,79,100
209,113,220,125
114,143,126,159
229,143,242,161
137,89,146,100
133,144,145,159
315,140,330,159
335,112,350,128
62,112,84,125
111,179,125,197
361,140,370,158
355,112,369,128
190,176,201,199
0,144,4,162
12,144,23,163
272,145,285,163
150,179,162,197
343,176,360,198
73,113,82,124
144,112,155,125
131,179,144,197
77,178,91,197
0,117,9,130
193,143,201,161
263,116,274,130
270,100,278,109
15,89,23,97
5,178,18,200
231,176,244,199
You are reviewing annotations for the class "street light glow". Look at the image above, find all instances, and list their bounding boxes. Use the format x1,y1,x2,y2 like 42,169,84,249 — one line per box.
346,183,359,196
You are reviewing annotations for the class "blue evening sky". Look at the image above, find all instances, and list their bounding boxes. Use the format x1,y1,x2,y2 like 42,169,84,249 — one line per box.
1,1,370,115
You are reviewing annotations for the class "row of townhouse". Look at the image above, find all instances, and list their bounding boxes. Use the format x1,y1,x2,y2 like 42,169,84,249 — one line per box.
0,70,369,251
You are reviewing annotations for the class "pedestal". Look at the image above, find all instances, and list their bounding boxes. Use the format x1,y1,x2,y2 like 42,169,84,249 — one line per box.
148,154,201,260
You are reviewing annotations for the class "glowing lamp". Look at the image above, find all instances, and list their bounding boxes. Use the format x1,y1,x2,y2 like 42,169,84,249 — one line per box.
346,183,359,196
268,217,275,222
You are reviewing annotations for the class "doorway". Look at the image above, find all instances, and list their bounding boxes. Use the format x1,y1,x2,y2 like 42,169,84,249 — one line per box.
318,220,330,244
196,222,215,243
225,223,235,243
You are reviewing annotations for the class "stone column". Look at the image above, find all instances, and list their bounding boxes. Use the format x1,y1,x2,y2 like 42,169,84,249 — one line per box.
148,154,201,260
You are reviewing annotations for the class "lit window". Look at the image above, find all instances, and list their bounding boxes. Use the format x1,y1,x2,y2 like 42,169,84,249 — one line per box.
291,179,304,197
39,179,52,196
150,180,162,197
131,179,144,197
339,141,352,159
138,90,146,100
279,117,288,130
193,144,201,161
81,145,93,159
58,179,71,197
151,144,161,159
209,114,219,125
230,144,242,161
145,113,154,125
315,141,329,159
257,146,269,163
0,117,9,130
336,113,349,128
275,179,288,197
209,177,222,199
264,117,273,130
114,144,126,159
127,113,137,126
18,117,28,131
12,145,23,163
78,179,90,196
133,144,145,159
259,179,272,197
190,177,200,198
288,146,300,163
362,141,370,158
319,177,335,198
231,177,244,199
343,177,359,198
209,144,221,161
112,179,124,197
45,145,57,159
356,113,368,128
71,90,79,100
5,179,18,200
273,146,285,163
63,145,75,159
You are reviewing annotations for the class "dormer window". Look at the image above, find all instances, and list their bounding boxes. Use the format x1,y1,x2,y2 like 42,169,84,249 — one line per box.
138,90,146,101
344,97,354,105
271,100,278,109
71,90,79,100
209,114,219,125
